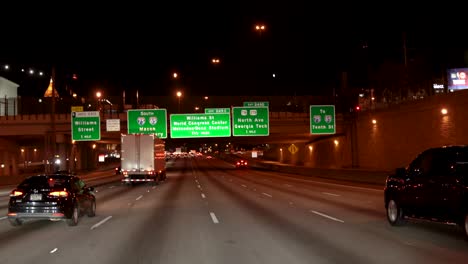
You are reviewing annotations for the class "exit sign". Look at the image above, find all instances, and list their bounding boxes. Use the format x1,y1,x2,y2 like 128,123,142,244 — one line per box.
71,111,101,141
310,105,336,134
243,102,269,107
232,107,269,136
170,113,231,138
127,109,167,138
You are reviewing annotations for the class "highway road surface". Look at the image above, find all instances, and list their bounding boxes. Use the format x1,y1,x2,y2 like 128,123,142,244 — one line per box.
0,157,467,264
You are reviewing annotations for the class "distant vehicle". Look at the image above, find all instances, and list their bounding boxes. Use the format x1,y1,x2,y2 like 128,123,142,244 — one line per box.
115,166,122,175
121,134,166,185
54,170,76,175
236,160,248,168
384,146,468,240
8,174,96,227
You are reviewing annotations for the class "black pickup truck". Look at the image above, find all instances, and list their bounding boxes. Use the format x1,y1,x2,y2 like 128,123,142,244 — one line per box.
384,146,468,240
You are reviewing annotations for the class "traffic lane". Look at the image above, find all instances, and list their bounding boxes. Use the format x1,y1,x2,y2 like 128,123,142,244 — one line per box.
199,163,468,264
193,160,369,263
208,164,468,262
205,159,384,218
0,168,120,197
227,168,385,220
25,158,216,264
0,179,159,263
239,168,384,211
0,173,122,213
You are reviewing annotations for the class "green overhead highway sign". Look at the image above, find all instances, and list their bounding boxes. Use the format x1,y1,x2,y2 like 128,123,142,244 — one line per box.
71,111,101,141
232,107,269,136
127,109,167,138
243,101,269,107
170,113,231,138
205,108,230,114
310,105,336,134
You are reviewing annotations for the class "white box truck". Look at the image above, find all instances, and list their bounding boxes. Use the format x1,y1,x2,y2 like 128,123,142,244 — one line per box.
120,134,166,185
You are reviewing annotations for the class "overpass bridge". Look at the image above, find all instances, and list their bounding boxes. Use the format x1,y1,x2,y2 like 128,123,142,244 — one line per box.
0,111,347,176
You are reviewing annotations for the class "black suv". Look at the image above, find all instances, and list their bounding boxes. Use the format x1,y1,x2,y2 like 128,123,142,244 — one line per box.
384,146,468,239
8,174,96,226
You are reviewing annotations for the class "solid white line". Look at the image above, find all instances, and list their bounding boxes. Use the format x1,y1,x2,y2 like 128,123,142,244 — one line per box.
147,190,150,193
322,192,340,197
197,185,202,189
0,216,7,220
262,192,272,198
310,210,344,223
91,216,113,230
241,184,247,188
136,195,143,201
201,193,206,199
152,186,156,189
210,212,219,224
50,248,58,254
109,186,115,189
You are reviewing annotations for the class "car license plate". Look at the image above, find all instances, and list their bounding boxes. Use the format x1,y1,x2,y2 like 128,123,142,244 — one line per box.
30,194,42,201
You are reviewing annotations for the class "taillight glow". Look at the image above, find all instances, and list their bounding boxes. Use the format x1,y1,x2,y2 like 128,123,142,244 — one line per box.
49,191,69,197
10,190,23,197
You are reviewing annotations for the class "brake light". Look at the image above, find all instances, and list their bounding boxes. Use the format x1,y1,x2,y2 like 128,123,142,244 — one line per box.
49,191,69,197
244,162,247,165
10,190,23,197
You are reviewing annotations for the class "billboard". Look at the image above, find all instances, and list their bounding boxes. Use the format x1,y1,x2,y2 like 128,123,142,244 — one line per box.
448,68,468,90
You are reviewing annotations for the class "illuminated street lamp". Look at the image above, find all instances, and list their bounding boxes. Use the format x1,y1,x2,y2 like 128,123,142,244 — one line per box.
173,72,178,79
96,91,102,112
211,58,220,64
177,91,182,112
255,23,266,36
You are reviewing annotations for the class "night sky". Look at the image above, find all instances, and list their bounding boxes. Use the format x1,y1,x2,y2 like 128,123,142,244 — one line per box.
1,3,467,98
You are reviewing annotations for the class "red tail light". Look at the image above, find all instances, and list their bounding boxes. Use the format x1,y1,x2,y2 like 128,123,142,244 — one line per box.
49,191,69,197
10,190,23,197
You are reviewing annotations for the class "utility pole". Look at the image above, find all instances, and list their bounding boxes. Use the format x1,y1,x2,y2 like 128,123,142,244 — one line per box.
47,66,57,173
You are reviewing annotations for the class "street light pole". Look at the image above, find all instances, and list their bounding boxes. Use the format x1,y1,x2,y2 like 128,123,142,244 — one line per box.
177,91,182,113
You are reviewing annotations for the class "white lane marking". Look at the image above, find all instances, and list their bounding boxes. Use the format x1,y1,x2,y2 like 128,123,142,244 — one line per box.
147,190,150,193
50,248,58,254
91,216,113,230
210,212,219,224
152,186,156,189
136,195,143,201
322,192,340,197
0,216,7,220
201,193,206,199
262,192,272,198
197,185,202,189
289,202,294,205
284,184,293,187
241,184,247,188
109,186,115,189
310,210,344,223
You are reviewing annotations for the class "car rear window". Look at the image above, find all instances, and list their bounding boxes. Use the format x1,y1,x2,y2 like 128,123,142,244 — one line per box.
19,175,71,189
